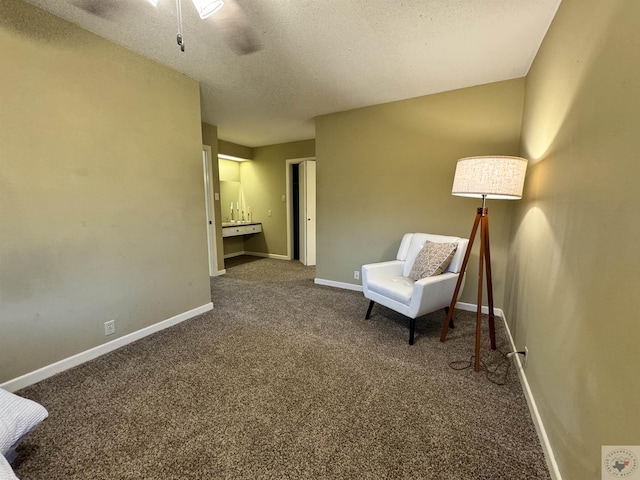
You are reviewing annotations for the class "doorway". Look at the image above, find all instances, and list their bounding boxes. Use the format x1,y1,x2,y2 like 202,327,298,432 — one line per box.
286,157,316,266
292,163,300,260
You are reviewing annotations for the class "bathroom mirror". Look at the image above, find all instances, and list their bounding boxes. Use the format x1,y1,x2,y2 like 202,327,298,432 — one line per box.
220,181,241,222
218,158,252,223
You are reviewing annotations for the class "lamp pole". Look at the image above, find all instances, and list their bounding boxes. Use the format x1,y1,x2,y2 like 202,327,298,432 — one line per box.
440,198,496,372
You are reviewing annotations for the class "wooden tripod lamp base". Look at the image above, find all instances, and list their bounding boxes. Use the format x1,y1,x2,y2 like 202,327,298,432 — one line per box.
440,206,496,372
439,156,528,373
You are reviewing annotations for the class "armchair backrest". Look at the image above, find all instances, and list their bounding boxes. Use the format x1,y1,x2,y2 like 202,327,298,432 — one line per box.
397,233,469,277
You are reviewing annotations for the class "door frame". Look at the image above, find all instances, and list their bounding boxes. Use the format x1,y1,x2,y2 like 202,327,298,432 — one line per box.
202,145,219,276
285,156,316,260
299,160,316,266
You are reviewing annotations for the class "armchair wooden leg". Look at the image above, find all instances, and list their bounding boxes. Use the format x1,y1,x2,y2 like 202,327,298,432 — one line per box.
409,318,415,345
365,300,375,319
444,307,454,329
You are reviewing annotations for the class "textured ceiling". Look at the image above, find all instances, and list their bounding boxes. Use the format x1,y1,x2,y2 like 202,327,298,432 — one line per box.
22,0,561,147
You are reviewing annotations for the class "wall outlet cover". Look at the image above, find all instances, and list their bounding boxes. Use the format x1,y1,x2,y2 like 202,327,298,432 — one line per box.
104,320,116,336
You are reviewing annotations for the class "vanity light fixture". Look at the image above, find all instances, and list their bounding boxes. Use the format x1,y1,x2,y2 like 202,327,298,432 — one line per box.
218,154,251,162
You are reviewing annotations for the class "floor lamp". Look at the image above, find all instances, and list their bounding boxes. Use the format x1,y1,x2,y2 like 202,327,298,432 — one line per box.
440,156,528,372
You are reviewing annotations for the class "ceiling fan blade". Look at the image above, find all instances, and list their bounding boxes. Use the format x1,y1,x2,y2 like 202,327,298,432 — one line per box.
71,0,145,21
71,0,121,19
221,22,262,56
212,0,262,55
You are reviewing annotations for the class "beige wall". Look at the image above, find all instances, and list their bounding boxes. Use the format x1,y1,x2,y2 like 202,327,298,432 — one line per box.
507,1,640,478
240,140,315,256
0,0,211,383
315,80,525,305
219,159,241,183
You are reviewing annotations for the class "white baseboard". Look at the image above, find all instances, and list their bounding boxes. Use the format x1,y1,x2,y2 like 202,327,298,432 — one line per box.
244,251,289,260
223,251,288,261
499,312,562,480
213,269,226,276
314,278,363,292
453,301,505,319
0,302,214,393
223,251,245,259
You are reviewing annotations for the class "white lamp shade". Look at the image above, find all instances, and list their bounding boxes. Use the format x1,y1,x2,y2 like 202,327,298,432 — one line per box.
452,156,528,200
191,0,224,19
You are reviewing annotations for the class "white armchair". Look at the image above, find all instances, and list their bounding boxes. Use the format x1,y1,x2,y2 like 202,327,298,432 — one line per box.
362,233,469,345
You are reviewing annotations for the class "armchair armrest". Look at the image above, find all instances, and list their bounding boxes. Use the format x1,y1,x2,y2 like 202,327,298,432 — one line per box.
362,260,404,281
362,260,405,300
408,271,466,318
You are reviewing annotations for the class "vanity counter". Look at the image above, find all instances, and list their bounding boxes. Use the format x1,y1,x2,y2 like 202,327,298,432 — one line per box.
222,222,262,237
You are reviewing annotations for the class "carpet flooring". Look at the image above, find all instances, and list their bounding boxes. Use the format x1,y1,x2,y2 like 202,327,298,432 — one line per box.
13,256,551,479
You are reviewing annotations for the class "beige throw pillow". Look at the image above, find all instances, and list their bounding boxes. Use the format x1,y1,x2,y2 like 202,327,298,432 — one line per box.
408,241,458,281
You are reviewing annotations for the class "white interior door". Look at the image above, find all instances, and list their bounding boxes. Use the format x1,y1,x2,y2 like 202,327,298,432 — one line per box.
299,160,316,266
202,146,218,276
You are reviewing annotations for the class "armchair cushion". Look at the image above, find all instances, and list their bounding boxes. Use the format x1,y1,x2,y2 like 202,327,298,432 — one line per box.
408,241,457,281
365,274,414,304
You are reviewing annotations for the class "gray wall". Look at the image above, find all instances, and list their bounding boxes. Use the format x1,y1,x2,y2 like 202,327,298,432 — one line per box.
0,0,211,383
507,0,640,478
315,79,525,306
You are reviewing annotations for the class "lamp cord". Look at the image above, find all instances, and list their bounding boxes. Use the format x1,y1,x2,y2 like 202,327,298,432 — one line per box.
448,349,513,386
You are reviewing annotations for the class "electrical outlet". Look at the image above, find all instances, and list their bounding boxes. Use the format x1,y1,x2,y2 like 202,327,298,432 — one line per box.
354,270,360,280
104,320,116,336
524,346,529,369
268,209,272,217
